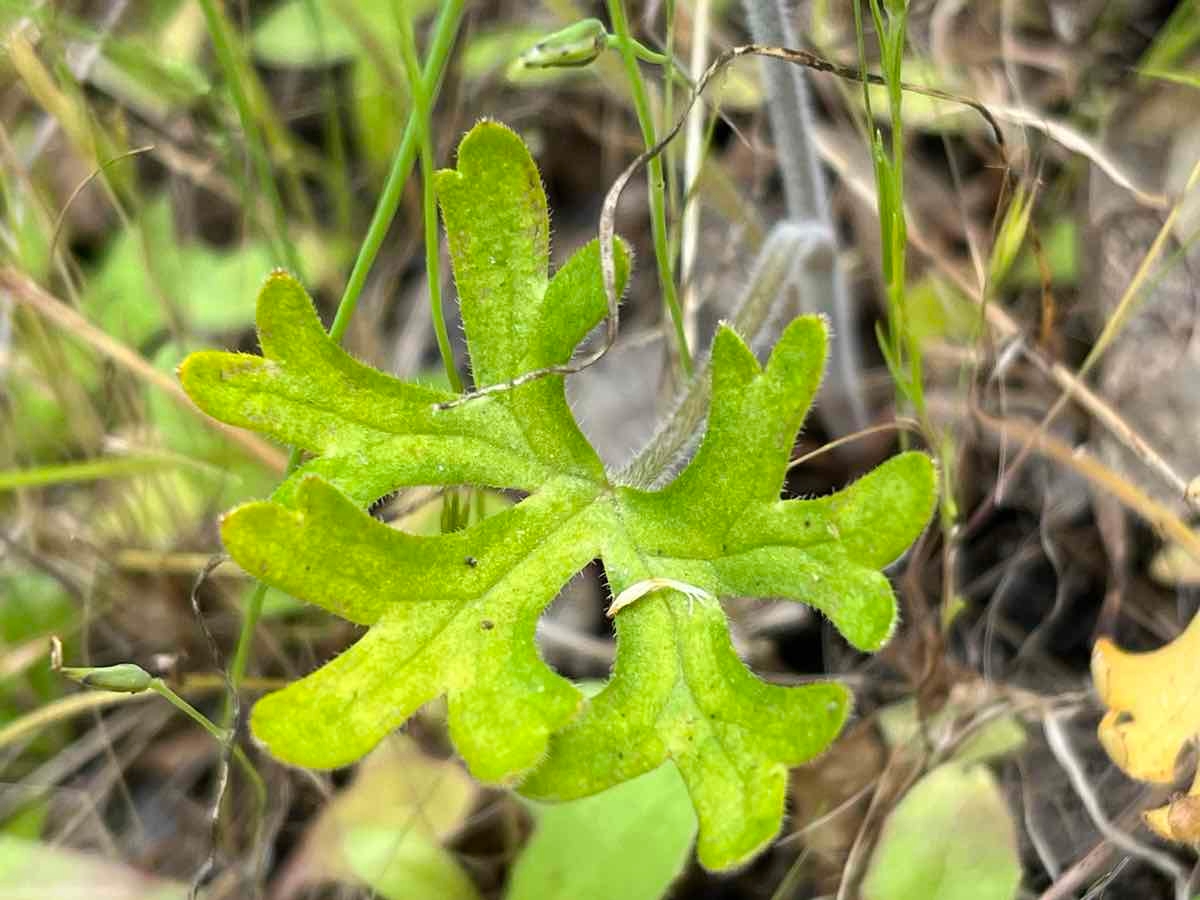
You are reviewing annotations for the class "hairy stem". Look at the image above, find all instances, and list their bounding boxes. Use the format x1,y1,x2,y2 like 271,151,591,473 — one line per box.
621,222,835,486
741,0,866,432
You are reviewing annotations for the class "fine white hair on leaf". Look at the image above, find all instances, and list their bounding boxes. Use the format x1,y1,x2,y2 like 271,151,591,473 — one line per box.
607,578,715,618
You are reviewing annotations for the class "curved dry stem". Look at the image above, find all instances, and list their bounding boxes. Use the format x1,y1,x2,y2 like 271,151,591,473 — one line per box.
1042,711,1191,900
435,41,1009,414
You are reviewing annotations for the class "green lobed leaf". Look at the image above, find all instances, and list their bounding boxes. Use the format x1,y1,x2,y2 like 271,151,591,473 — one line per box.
181,270,571,506
230,474,599,777
181,126,627,508
181,121,936,870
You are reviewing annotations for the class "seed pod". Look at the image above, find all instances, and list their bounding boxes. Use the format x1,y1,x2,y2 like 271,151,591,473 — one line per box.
59,663,152,693
514,18,608,71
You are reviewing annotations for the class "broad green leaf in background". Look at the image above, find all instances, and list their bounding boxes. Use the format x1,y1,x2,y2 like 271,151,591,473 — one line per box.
181,121,936,870
1011,219,1078,288
85,0,210,123
252,0,434,66
1,803,47,841
507,762,696,900
345,827,480,900
84,198,273,347
876,695,1026,767
0,836,186,900
0,572,75,688
275,735,479,899
904,276,981,346
0,573,74,759
861,763,1022,900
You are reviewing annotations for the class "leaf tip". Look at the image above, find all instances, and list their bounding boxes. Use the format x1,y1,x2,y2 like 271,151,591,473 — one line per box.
730,312,830,406
863,599,902,653
447,118,530,177
178,350,266,413
710,323,762,382
176,349,212,399
255,267,325,354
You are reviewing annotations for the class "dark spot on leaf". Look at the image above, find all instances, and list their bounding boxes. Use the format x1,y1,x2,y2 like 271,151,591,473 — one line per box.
465,556,478,567
480,619,495,630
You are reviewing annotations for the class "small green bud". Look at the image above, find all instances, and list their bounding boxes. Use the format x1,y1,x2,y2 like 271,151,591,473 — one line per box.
60,662,152,693
513,18,608,71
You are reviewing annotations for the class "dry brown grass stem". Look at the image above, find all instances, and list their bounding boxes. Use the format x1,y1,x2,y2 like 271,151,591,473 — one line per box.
989,104,1171,210
973,410,1200,563
825,132,1199,513
788,418,925,469
995,157,1200,510
0,267,287,473
113,549,248,576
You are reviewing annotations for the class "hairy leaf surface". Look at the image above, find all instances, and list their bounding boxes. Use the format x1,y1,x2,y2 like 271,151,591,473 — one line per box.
181,121,935,870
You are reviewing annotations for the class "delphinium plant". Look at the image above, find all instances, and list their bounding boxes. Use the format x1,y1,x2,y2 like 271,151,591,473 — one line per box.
178,118,936,870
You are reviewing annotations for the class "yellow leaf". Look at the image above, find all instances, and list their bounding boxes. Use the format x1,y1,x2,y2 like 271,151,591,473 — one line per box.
1092,612,1200,843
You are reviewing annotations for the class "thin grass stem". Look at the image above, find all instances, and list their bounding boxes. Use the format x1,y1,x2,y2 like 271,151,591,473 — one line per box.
606,0,693,378
196,0,301,275
0,453,202,491
150,679,266,811
223,2,467,717
398,6,461,393
328,0,466,343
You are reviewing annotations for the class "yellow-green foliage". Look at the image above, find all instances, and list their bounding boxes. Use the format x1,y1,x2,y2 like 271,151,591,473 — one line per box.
181,122,935,870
